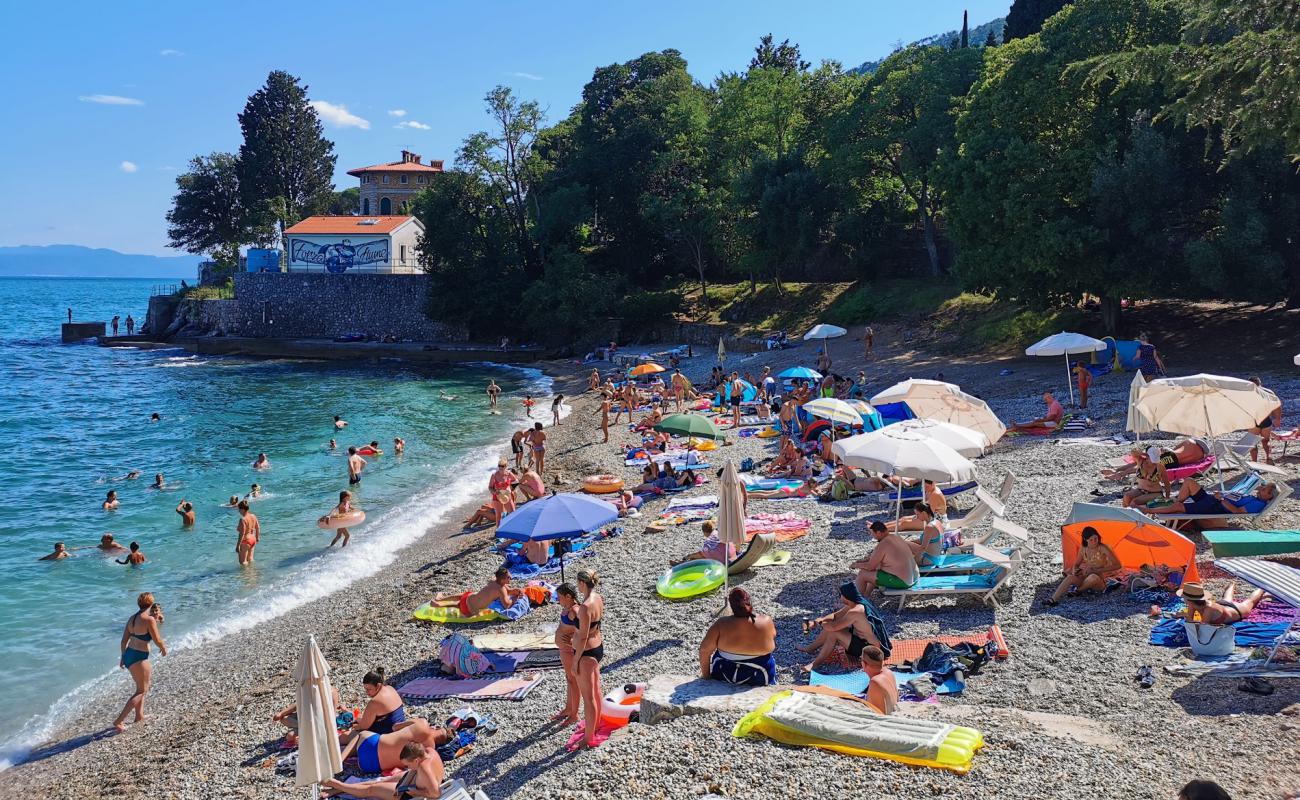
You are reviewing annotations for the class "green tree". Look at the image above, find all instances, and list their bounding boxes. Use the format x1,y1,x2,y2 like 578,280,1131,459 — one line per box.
237,71,337,243
736,151,834,291
325,187,359,215
1004,0,1074,40
166,152,271,267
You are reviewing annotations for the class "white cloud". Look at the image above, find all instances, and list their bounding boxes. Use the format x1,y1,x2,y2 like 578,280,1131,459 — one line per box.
387,109,407,118
508,71,543,81
310,100,370,130
159,48,183,56
120,161,138,173
79,94,144,106
395,120,431,130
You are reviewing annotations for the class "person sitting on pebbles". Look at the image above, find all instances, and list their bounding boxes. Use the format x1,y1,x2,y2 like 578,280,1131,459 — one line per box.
430,567,524,617
699,588,777,686
271,683,345,747
671,521,736,566
797,582,886,673
1044,526,1121,607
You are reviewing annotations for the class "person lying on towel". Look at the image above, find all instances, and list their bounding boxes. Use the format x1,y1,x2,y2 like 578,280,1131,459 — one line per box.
851,520,920,596
1166,581,1266,626
699,588,777,687
1008,391,1063,432
1146,478,1275,516
430,568,525,617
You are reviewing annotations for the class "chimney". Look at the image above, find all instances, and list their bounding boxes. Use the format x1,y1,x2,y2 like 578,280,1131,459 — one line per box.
413,154,422,164
400,149,412,163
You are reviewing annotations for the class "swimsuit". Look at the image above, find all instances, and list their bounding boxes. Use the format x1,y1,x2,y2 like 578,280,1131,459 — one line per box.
368,705,407,735
458,591,474,617
350,475,361,485
581,610,604,661
511,440,523,454
875,570,912,590
846,629,871,661
710,649,776,686
357,732,382,774
122,614,151,667
395,768,423,800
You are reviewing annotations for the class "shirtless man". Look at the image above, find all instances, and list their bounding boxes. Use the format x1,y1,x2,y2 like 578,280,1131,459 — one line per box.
116,542,146,566
588,369,601,392
861,645,897,714
517,466,546,501
40,543,70,561
1010,391,1064,431
235,500,260,566
671,369,687,413
486,379,502,410
175,500,195,526
325,721,448,796
851,521,920,595
728,372,745,428
884,482,947,531
594,392,612,443
334,415,348,430
252,453,270,470
103,490,120,510
432,567,523,617
151,473,165,490
778,398,798,445
98,533,127,553
529,422,547,475
348,446,367,486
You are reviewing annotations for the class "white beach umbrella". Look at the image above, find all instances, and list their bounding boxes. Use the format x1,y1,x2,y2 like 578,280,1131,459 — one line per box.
869,378,963,406
1294,353,1300,367
803,323,848,341
1025,331,1107,406
889,418,989,457
802,398,865,428
1126,370,1154,443
294,635,342,792
833,427,977,520
870,379,1006,445
716,461,746,612
1133,373,1280,439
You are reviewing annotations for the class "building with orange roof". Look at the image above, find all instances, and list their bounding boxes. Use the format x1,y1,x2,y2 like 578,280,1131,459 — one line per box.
284,215,424,273
348,150,443,216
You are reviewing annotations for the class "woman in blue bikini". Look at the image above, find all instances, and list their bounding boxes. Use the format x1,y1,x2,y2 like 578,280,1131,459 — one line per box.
552,583,581,725
113,592,167,732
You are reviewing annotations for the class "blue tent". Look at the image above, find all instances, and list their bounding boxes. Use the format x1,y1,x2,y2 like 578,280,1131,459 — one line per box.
720,379,757,403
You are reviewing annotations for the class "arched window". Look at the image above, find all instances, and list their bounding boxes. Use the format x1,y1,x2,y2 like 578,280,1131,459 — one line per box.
380,197,392,215
362,197,370,215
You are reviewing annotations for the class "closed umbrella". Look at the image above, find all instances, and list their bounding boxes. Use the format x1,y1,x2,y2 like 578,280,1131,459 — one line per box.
871,380,1005,445
1025,331,1108,406
716,461,746,612
1294,353,1300,367
833,427,976,520
1126,370,1153,443
655,413,725,441
294,635,342,794
497,492,618,582
890,418,989,457
717,336,726,366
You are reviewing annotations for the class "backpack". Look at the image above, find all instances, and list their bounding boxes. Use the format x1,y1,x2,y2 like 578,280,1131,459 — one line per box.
830,479,851,501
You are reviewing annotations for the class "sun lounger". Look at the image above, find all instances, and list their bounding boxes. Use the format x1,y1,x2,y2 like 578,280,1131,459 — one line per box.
882,546,1024,610
1203,529,1300,558
729,533,776,575
1151,476,1291,529
920,548,1011,574
887,481,978,502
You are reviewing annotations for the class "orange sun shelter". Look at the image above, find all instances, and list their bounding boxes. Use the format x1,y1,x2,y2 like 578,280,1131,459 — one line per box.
1060,502,1200,584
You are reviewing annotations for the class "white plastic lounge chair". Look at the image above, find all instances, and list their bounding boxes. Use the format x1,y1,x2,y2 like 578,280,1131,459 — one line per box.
882,546,1024,610
924,519,1031,572
1212,432,1288,477
1152,478,1291,530
729,533,776,575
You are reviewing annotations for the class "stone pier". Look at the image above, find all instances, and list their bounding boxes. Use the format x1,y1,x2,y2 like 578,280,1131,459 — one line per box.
62,322,106,343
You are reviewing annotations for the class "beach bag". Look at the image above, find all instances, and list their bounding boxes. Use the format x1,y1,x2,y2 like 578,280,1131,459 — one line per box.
1184,621,1235,657
830,479,850,502
439,633,494,678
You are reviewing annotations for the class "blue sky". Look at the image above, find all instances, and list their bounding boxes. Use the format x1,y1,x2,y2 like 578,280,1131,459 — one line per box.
0,0,1010,255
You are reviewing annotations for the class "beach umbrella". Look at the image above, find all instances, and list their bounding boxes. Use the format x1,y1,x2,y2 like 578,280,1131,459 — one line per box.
1294,353,1300,366
716,461,746,613
777,366,822,381
871,380,1005,445
803,398,865,428
889,418,989,457
833,427,976,520
1126,370,1154,444
1061,503,1200,584
655,413,725,441
803,323,848,341
294,635,342,794
497,493,617,582
1133,374,1280,439
1024,331,1107,406
628,362,665,377
717,337,726,365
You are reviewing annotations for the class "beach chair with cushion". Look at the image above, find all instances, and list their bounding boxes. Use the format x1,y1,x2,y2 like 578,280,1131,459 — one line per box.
1151,475,1291,530
926,521,1030,572
729,533,776,575
883,546,1025,610
1202,529,1300,558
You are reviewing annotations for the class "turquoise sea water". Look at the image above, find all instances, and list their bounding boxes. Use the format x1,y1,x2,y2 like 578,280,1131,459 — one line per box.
0,277,544,764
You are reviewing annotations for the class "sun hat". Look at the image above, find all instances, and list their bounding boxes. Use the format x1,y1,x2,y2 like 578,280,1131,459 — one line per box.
1179,582,1210,603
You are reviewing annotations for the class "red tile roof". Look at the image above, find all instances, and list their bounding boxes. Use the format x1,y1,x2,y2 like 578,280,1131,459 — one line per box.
347,160,444,176
284,216,416,235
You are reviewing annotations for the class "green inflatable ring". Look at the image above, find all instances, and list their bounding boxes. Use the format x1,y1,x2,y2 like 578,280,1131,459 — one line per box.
657,559,727,600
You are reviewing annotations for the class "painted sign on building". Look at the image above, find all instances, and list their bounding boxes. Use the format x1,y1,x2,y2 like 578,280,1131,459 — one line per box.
289,238,390,273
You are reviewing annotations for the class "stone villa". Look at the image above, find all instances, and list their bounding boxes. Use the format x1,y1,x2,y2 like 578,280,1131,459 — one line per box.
348,150,444,216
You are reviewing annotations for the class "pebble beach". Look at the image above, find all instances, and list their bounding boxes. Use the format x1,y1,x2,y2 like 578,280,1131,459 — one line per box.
5,326,1299,800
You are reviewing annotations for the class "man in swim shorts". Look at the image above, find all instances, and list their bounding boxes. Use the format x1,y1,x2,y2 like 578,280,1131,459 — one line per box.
348,446,367,485
728,372,745,428
433,567,523,616
851,521,920,595
329,718,448,782
486,379,501,409
175,500,195,526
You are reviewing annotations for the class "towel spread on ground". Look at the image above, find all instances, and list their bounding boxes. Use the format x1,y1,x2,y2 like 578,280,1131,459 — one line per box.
1163,652,1300,678
398,673,544,701
884,627,1010,666
809,669,962,696
1150,617,1292,648
745,513,812,542
473,630,556,651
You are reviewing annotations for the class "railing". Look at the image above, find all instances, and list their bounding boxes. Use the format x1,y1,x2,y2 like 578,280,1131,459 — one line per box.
151,283,180,297
285,260,423,275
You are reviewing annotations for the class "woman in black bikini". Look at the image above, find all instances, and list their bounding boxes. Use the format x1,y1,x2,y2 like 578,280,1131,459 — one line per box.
1178,582,1266,625
573,569,604,747
113,592,167,732
552,583,581,725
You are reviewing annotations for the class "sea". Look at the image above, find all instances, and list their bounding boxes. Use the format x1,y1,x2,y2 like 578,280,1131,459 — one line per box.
0,277,548,767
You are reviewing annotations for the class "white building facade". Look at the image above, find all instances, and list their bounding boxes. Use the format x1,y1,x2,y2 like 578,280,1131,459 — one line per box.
283,216,425,274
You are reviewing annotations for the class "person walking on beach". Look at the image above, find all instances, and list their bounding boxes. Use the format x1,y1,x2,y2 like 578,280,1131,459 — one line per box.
113,592,167,733
729,372,745,428
235,500,260,566
552,394,564,426
112,315,120,336
125,315,135,335
672,369,687,412
116,541,146,566
510,429,527,469
486,379,501,410
595,393,611,444
175,500,195,526
322,490,357,548
348,446,367,485
529,422,547,475
573,569,605,749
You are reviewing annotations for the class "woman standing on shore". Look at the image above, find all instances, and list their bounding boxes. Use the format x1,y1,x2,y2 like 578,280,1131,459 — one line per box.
552,583,581,725
113,592,167,732
573,569,604,748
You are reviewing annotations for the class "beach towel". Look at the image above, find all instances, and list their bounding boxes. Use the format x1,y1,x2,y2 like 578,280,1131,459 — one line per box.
398,674,543,701
1150,617,1292,648
1162,652,1300,678
884,627,1009,666
473,630,557,652
808,669,963,696
743,477,805,493
744,513,812,542
488,596,532,621
565,719,618,751
337,778,488,800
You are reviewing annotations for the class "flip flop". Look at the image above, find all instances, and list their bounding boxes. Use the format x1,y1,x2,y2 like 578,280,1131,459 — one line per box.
1135,666,1156,689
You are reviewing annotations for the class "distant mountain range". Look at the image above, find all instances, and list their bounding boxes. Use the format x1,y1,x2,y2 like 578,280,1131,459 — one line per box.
851,16,1005,75
0,245,203,279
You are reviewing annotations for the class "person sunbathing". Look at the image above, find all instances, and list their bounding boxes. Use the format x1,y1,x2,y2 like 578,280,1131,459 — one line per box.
672,521,737,566
832,465,912,493
609,490,639,517
797,582,884,672
327,723,448,795
1171,582,1266,626
860,644,898,715
1043,526,1120,607
1146,478,1276,516
1119,449,1171,508
700,588,777,686
852,521,920,595
1142,440,1208,470
430,568,523,616
903,502,943,566
1009,391,1063,431
462,503,498,529
884,481,947,530
747,475,819,500
633,408,663,432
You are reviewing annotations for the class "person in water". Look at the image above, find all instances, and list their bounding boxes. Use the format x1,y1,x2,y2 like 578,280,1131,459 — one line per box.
431,568,523,616
348,667,407,738
330,719,448,789
348,446,367,485
246,483,263,499
175,500,195,526
252,453,270,470
150,412,160,422
113,592,167,732
322,490,356,548
486,379,501,410
151,473,165,490
860,644,898,715
797,582,885,673
334,415,348,430
103,490,119,510
327,438,337,451
116,541,146,566
226,495,241,508
699,588,777,686
393,437,405,454
523,394,536,418
98,533,127,553
40,542,69,561
552,394,564,426
235,500,260,566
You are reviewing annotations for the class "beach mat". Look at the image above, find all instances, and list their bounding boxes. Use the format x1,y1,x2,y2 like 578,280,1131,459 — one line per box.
884,626,1009,667
473,630,555,652
809,669,962,696
1162,652,1300,679
398,674,544,701
340,777,485,800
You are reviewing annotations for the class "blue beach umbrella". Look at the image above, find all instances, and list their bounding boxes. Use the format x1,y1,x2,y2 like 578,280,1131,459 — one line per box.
778,366,823,381
497,493,617,581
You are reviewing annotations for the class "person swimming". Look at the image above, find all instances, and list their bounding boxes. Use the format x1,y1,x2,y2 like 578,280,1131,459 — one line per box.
150,412,161,422
252,453,270,470
151,473,165,490
40,542,69,561
98,533,127,553
327,438,337,451
334,415,348,429
393,437,405,454
245,483,263,500
103,490,119,510
116,541,146,566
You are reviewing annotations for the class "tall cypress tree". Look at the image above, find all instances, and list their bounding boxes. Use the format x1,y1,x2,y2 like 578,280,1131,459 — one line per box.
961,10,969,48
237,71,337,244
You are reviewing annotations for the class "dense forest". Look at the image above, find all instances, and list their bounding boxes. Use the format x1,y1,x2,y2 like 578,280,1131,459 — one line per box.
167,0,1300,342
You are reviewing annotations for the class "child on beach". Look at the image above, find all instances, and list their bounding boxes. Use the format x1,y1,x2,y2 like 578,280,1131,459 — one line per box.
523,395,536,418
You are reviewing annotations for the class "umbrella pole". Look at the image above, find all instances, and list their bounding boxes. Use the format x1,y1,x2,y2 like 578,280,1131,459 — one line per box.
1064,352,1075,406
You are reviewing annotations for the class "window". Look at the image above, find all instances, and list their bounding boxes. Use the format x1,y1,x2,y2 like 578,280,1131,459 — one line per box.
400,175,408,184
362,197,370,214
400,244,407,265
380,197,392,214
417,176,426,184
382,175,389,184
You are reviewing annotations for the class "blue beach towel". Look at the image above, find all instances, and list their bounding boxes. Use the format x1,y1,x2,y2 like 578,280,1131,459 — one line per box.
1149,617,1291,648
